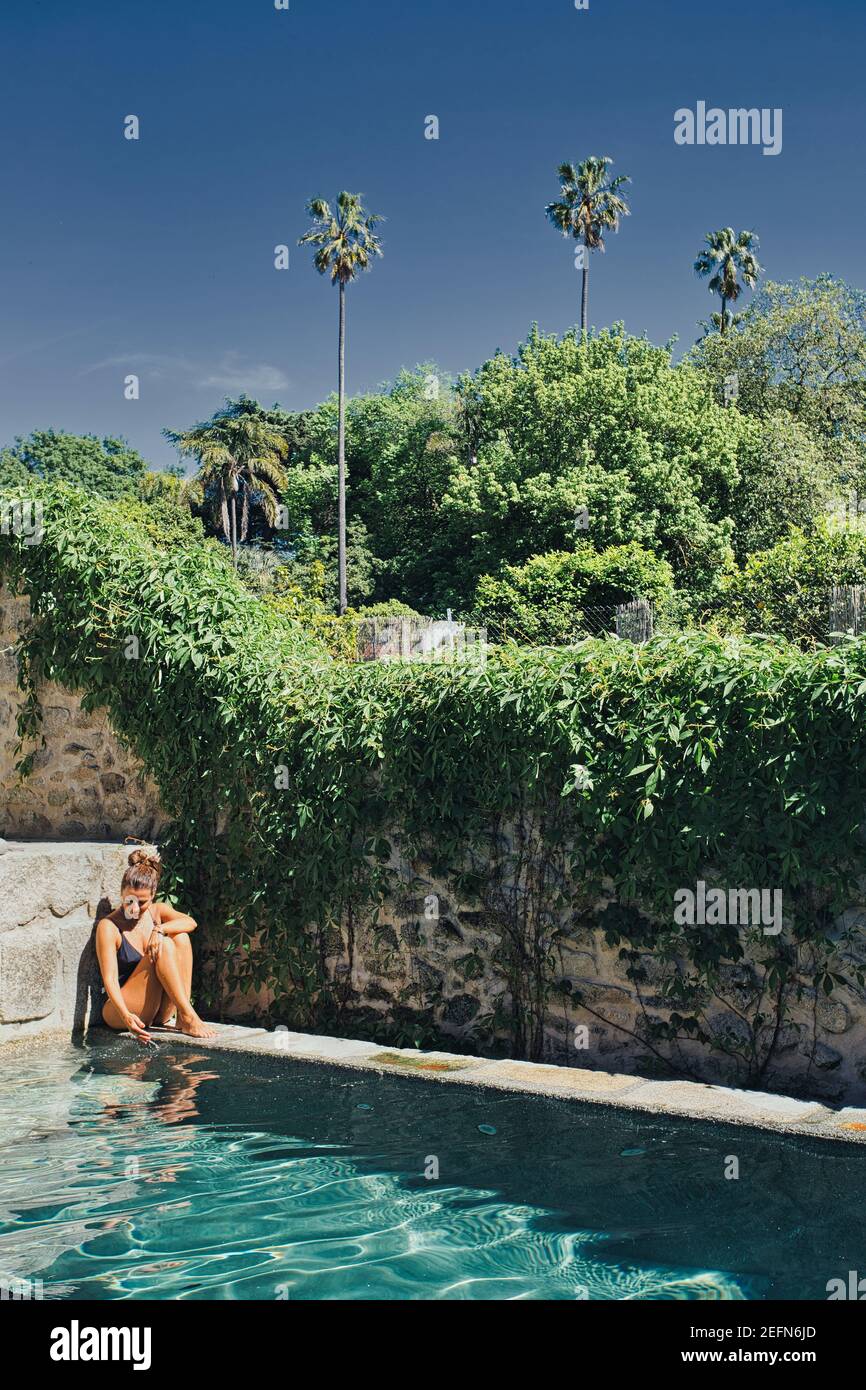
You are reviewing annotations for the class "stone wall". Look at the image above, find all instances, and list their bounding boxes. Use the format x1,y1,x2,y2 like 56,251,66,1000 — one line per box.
0,585,165,840
223,836,866,1108
2,578,865,1105
0,841,134,1043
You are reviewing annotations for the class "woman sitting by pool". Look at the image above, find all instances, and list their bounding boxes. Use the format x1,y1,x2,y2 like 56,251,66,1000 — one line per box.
95,849,216,1044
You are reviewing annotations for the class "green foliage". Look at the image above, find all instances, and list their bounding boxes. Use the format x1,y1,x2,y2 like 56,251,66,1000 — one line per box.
473,543,674,644
452,326,743,597
356,600,423,618
279,329,755,612
2,485,865,1079
0,448,31,491
722,522,866,644
248,290,866,618
164,396,289,563
730,412,834,560
2,430,147,500
689,276,866,489
132,471,206,548
281,367,460,611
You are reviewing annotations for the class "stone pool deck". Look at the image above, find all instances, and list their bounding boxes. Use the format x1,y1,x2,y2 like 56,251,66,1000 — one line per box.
108,1020,866,1145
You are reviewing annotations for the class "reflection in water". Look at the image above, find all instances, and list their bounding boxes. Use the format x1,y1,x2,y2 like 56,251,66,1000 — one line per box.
0,1040,857,1301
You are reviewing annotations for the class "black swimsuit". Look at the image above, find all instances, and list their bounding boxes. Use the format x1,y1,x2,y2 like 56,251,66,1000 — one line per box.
116,930,143,986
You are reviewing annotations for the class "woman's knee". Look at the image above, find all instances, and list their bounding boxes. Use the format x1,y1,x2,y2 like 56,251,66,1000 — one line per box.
174,932,192,957
154,933,178,968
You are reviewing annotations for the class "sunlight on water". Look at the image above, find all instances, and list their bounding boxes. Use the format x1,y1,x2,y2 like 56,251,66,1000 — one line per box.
0,1041,858,1301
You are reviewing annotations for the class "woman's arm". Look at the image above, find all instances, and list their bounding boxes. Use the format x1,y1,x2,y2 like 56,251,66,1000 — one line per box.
95,918,125,1010
151,902,198,936
95,918,150,1042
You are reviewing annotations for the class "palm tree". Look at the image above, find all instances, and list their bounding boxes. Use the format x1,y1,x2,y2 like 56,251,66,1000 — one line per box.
545,157,631,333
299,192,384,614
164,397,289,566
137,465,203,510
694,229,762,334
697,309,747,339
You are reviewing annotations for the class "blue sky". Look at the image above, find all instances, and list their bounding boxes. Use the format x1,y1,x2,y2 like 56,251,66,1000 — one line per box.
1,0,864,468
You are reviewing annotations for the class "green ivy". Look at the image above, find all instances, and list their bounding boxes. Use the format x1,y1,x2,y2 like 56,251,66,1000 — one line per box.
2,483,865,1078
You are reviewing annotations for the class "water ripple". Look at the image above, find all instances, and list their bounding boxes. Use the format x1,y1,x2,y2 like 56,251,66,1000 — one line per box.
0,1042,852,1300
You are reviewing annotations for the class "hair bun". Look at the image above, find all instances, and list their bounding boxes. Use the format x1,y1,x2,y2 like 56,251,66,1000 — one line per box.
128,848,162,873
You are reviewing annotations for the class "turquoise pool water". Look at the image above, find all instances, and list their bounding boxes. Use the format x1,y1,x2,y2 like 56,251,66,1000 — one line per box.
0,1039,862,1300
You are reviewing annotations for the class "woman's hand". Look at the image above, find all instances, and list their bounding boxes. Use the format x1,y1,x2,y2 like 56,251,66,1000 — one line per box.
141,905,164,964
123,1012,152,1045
145,919,165,964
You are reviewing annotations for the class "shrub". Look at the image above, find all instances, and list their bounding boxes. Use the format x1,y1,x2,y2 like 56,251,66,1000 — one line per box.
722,522,866,644
473,543,674,644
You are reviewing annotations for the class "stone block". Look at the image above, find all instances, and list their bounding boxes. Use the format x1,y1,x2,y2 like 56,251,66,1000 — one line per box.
0,929,58,1022
58,907,101,1029
441,994,480,1026
817,999,851,1035
632,1079,829,1125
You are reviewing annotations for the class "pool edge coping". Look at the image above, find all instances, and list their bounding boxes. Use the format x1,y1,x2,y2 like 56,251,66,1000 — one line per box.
14,1021,860,1146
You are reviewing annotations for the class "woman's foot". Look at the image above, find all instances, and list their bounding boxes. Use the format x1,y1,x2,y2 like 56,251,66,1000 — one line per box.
177,1011,217,1039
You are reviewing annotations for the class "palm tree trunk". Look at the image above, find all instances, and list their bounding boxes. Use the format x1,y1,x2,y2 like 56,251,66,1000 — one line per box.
581,255,589,334
720,295,728,334
337,278,348,615
230,493,238,567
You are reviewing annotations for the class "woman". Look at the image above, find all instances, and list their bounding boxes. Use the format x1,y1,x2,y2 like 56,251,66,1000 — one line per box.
95,849,216,1044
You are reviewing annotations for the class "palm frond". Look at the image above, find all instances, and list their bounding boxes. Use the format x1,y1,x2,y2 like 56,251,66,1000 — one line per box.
545,155,631,253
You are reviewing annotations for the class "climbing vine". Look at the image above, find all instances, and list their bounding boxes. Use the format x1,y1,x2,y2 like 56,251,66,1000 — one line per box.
2,482,866,1080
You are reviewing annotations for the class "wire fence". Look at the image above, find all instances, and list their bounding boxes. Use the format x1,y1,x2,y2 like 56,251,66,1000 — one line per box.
469,585,866,653
675,584,866,649
474,603,644,650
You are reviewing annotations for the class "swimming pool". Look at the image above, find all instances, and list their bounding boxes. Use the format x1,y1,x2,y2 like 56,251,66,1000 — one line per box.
0,1038,862,1300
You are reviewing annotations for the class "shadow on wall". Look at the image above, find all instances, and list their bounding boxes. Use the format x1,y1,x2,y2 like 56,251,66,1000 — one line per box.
0,842,142,1045
70,895,112,1042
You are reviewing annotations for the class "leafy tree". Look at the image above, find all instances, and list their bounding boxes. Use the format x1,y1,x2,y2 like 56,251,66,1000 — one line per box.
451,326,745,601
545,157,631,333
0,448,31,492
1,429,147,499
299,192,384,613
281,333,753,611
133,469,206,547
164,396,289,566
473,542,674,645
730,413,834,559
694,228,761,334
689,276,866,491
274,367,462,613
286,517,377,611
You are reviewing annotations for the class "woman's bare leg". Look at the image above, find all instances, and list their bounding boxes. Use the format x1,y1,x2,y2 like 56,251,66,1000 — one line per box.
152,935,215,1038
101,959,163,1030
153,934,192,1026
